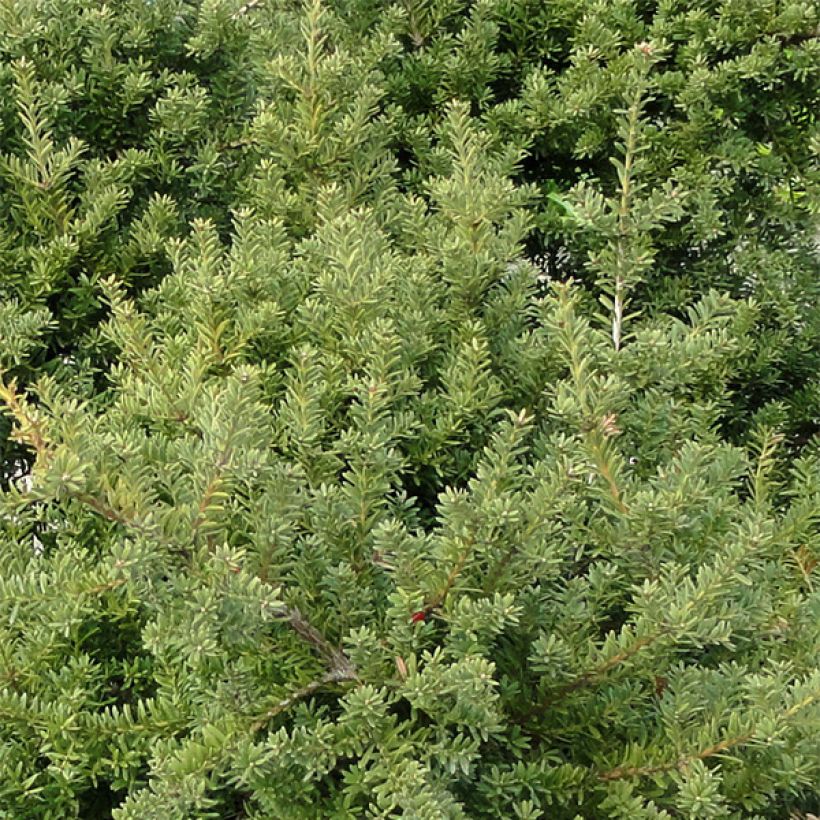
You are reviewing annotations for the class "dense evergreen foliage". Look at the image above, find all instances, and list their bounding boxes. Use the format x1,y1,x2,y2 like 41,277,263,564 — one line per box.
0,1,818,817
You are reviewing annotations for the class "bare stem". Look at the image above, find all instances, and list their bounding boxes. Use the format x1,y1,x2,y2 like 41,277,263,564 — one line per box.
250,606,359,730
232,0,263,18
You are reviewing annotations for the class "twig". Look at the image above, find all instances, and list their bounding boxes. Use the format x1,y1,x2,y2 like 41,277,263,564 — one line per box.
599,732,755,781
191,408,242,538
598,690,819,781
250,606,358,731
250,667,354,732
232,0,263,18
516,631,663,724
414,541,473,621
72,491,162,543
280,606,357,680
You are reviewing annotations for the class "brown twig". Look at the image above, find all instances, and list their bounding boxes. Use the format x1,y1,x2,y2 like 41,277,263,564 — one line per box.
84,577,128,596
250,666,354,732
516,631,663,725
191,410,241,538
587,430,629,514
599,732,755,782
598,689,819,782
415,542,473,620
282,606,357,680
72,491,161,542
249,606,358,731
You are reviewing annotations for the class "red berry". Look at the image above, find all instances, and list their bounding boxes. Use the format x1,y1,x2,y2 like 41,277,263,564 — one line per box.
410,610,426,623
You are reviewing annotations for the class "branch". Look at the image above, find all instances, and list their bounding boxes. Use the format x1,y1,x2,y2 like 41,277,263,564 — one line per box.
71,491,162,543
232,0,263,18
599,732,755,782
414,540,474,621
280,606,357,681
611,90,642,352
586,427,629,514
598,689,819,782
516,630,663,725
250,667,354,732
250,606,359,731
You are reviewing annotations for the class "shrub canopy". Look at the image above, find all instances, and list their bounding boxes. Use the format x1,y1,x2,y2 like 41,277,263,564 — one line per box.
0,1,818,817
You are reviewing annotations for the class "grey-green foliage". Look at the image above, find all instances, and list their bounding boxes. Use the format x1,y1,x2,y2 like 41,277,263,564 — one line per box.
382,0,820,445
0,0,260,476
0,0,818,818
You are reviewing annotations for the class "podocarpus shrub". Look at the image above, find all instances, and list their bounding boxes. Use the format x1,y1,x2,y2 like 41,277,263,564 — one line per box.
0,0,818,818
380,0,820,448
0,0,260,477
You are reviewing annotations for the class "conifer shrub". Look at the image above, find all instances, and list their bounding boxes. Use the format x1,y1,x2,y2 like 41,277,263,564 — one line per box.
0,1,818,818
0,0,259,475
